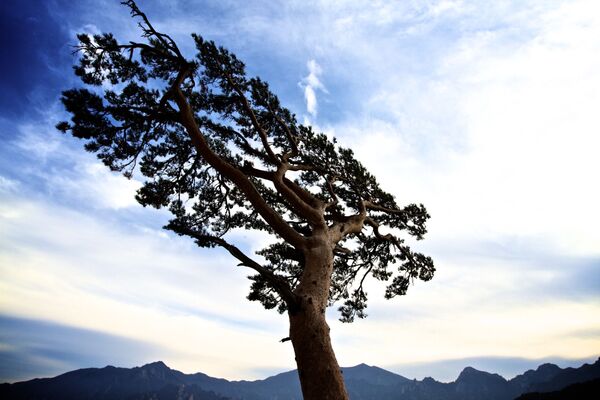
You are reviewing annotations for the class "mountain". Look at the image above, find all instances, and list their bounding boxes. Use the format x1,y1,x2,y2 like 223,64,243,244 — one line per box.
522,358,600,393
510,363,563,393
1,358,599,399
515,377,600,399
0,361,228,400
452,366,512,400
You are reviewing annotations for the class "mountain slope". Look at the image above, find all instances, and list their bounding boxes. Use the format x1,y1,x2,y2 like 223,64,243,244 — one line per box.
515,377,600,400
510,363,563,393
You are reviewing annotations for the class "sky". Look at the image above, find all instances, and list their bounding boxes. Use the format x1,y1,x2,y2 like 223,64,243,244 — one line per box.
1,0,599,384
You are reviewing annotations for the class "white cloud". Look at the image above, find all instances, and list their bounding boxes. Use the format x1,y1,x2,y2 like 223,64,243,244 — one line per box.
300,0,600,370
51,161,142,210
304,85,317,116
334,298,600,373
427,0,464,17
301,59,326,118
305,59,324,89
330,0,600,255
0,175,19,194
14,122,142,210
0,195,294,379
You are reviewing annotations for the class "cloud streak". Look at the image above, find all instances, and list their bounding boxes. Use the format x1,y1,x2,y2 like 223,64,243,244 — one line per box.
0,315,162,383
301,59,326,118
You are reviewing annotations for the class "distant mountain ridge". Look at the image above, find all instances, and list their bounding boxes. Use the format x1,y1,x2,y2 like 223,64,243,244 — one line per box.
1,358,599,399
514,377,600,399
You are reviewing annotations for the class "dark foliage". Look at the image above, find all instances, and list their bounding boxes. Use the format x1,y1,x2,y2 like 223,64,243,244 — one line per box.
58,0,434,321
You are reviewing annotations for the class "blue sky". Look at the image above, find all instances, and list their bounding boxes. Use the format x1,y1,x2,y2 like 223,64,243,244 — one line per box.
1,0,599,384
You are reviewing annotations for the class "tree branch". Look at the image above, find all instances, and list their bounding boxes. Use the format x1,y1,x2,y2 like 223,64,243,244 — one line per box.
364,217,397,244
222,72,279,164
273,163,324,227
364,201,403,214
265,102,298,160
172,80,307,249
172,226,299,307
239,163,324,227
324,175,339,209
330,205,367,243
122,0,184,61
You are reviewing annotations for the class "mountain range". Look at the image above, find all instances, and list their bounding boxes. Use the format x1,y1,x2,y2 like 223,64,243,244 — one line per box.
1,358,599,399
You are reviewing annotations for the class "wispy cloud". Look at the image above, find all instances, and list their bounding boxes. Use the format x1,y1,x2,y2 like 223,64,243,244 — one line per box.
0,176,18,194
300,59,327,119
0,315,162,382
0,192,293,379
12,122,142,210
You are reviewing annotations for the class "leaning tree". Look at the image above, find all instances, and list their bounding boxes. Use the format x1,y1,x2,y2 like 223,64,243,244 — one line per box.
58,1,435,399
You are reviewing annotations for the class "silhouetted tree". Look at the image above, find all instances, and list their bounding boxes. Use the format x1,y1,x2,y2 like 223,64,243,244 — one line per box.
58,2,435,399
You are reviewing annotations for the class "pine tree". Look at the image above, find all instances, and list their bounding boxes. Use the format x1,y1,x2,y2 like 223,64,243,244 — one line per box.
58,2,435,398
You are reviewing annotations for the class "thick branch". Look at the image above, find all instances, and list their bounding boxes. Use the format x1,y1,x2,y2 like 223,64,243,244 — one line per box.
240,163,324,227
334,245,352,254
172,81,307,249
329,205,367,243
364,217,397,243
331,200,406,244
273,163,324,227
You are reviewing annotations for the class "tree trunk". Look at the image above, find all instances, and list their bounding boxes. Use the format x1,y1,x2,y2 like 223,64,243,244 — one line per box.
288,242,349,400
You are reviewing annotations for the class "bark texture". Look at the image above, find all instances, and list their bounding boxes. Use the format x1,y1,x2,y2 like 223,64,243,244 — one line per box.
289,241,349,400
175,64,350,400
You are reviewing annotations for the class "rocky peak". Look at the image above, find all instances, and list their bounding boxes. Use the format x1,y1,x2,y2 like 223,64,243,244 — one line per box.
142,361,169,370
457,367,506,385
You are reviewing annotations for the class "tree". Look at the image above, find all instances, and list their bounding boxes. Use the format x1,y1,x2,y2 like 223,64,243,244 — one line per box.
57,2,435,399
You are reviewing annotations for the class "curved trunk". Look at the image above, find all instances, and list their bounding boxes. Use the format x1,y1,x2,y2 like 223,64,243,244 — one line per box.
289,303,348,400
288,242,349,400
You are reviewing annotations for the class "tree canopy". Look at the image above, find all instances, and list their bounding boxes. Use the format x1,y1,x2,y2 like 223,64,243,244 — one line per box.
58,0,435,323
